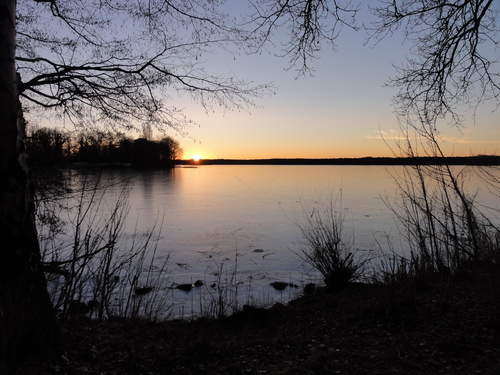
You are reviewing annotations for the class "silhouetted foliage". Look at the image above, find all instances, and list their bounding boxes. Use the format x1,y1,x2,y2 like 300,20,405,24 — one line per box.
26,128,183,167
3,1,499,371
247,0,359,76
26,127,71,165
370,0,499,128
250,1,498,126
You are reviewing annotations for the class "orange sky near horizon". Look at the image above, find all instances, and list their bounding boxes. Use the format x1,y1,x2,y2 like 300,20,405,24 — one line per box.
178,93,500,161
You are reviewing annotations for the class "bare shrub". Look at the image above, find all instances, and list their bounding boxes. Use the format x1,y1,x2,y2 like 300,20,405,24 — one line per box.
199,251,241,319
293,190,374,291
37,170,171,321
386,163,500,281
382,122,500,284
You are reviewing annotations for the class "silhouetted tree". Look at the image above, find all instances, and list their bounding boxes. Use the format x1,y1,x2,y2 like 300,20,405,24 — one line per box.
2,0,498,369
75,130,119,163
116,137,135,164
27,129,183,167
1,0,269,368
247,0,359,76
26,127,70,165
370,0,498,128
130,137,182,167
159,136,184,164
132,138,156,166
249,1,498,127
0,2,56,368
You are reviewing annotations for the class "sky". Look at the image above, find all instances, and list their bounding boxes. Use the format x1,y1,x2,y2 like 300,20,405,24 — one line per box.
171,3,500,160
30,1,499,161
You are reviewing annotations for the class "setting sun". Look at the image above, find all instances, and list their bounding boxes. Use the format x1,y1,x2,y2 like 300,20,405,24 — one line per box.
191,154,202,162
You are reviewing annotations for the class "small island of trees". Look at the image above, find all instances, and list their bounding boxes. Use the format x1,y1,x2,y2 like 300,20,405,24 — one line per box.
26,127,183,168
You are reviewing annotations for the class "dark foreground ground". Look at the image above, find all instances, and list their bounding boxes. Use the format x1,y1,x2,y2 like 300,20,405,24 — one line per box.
18,267,500,375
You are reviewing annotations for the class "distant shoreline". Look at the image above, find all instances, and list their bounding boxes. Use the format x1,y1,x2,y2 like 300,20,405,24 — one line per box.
176,155,500,166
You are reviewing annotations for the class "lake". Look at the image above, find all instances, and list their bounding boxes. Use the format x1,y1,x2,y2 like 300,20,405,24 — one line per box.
48,164,500,318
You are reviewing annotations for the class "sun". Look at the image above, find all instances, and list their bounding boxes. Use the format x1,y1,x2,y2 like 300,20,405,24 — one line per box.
191,154,202,162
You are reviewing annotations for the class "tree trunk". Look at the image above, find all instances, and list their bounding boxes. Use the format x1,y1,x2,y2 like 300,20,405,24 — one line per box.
0,0,56,370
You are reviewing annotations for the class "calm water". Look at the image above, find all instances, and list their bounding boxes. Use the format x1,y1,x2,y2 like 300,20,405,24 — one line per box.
61,164,500,317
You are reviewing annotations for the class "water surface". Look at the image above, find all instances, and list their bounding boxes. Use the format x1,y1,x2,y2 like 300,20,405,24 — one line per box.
63,164,500,317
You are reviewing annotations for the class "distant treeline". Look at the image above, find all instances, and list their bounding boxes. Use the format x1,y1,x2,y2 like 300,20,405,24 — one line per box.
180,156,500,166
26,127,183,168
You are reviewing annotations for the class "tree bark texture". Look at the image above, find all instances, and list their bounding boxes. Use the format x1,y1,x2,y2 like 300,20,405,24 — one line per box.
0,0,56,369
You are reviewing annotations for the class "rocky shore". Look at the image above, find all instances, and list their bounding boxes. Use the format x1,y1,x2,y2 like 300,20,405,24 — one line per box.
16,266,500,375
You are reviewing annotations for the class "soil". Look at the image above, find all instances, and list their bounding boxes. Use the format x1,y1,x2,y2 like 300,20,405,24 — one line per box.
15,267,500,375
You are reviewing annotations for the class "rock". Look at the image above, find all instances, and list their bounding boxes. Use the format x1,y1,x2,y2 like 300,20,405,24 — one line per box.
252,249,265,253
243,304,259,313
270,281,299,291
272,302,286,310
67,300,90,315
176,283,193,292
194,280,204,287
134,286,153,295
304,283,316,295
270,281,289,291
86,299,100,310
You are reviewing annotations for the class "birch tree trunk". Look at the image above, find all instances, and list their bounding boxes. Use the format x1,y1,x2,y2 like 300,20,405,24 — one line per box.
0,0,56,369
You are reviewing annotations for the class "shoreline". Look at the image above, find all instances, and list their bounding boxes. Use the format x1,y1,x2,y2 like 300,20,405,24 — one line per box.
178,155,500,166
17,266,500,375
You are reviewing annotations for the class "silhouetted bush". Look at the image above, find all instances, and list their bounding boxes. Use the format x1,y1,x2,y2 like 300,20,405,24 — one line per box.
293,190,374,291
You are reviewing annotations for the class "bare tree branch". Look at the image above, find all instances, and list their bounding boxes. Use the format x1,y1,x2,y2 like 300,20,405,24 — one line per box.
369,0,499,129
16,0,273,133
245,0,360,76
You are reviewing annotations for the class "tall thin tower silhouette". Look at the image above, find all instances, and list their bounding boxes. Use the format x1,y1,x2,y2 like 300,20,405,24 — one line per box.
142,123,152,140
